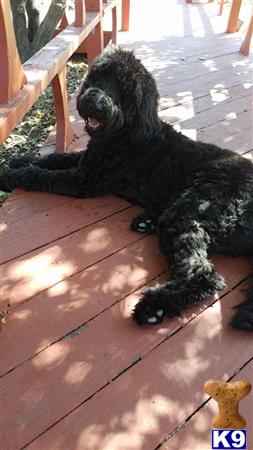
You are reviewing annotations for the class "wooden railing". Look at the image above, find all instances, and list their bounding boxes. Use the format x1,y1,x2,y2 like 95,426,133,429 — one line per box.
186,0,253,56
0,0,130,152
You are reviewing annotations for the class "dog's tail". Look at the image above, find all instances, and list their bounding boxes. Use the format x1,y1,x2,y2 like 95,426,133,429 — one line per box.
230,275,253,331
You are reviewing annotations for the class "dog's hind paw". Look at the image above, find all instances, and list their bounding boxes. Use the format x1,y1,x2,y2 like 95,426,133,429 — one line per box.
132,285,177,325
133,303,165,325
146,309,164,324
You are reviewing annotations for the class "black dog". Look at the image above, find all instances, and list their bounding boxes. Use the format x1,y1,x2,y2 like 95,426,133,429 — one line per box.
1,47,253,330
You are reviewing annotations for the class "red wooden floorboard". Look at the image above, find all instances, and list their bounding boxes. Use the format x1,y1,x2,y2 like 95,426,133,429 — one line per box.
2,262,252,449
1,206,146,310
17,286,252,450
1,1,253,449
1,196,131,264
1,237,166,375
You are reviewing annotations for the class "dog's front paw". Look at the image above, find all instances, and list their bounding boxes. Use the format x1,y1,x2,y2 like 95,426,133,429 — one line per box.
0,168,20,192
9,156,34,169
131,211,156,233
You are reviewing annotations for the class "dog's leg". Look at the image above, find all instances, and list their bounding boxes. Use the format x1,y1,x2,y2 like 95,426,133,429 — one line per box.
0,165,104,197
9,152,82,170
133,213,226,325
131,209,158,233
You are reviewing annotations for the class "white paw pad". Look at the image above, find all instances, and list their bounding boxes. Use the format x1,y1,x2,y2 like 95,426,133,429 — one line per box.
147,309,164,324
147,316,158,324
137,222,147,231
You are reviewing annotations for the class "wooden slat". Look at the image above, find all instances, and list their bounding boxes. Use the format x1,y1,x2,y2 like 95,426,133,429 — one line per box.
128,33,243,61
161,361,253,450
1,206,143,310
2,259,251,448
197,110,252,146
159,79,253,112
214,128,253,155
1,196,130,264
1,236,166,375
0,191,74,225
174,94,252,132
160,89,252,129
159,66,252,100
149,52,250,89
1,189,74,224
15,283,252,450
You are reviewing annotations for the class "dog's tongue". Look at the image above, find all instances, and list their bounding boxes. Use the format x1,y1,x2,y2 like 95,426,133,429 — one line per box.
88,118,101,129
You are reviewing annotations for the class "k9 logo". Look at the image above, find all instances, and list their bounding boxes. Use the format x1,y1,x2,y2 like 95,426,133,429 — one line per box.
212,430,247,449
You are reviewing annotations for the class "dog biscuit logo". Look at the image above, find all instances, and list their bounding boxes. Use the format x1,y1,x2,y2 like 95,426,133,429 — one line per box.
204,379,252,449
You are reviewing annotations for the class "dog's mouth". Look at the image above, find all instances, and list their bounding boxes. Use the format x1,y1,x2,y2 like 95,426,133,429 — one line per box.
85,117,104,130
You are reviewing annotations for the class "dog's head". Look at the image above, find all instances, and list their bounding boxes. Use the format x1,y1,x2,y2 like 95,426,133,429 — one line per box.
77,47,161,143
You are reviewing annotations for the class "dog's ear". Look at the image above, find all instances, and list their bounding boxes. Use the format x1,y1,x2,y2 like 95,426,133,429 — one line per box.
131,74,161,144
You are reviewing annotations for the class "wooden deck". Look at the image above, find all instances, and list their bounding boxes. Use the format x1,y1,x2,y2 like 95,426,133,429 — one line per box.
1,1,253,449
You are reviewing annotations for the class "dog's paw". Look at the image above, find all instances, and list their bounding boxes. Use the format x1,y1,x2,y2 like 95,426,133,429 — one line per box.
0,169,18,192
132,287,170,325
9,156,33,169
131,211,156,233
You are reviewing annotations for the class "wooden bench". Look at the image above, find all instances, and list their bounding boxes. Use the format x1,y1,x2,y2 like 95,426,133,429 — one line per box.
0,0,130,152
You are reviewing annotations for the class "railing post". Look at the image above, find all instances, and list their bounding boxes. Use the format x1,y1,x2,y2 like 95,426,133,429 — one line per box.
112,4,118,45
85,0,102,12
240,9,253,56
0,1,26,103
59,11,69,29
86,22,104,65
75,0,86,27
219,0,225,16
226,0,242,33
121,0,130,31
85,0,104,65
51,67,74,153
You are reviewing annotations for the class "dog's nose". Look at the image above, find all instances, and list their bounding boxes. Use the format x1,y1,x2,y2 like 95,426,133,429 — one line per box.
85,88,104,109
77,87,106,117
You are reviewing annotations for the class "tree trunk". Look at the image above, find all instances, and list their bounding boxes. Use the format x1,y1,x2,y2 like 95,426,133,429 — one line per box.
11,0,66,63
11,0,30,62
26,0,40,42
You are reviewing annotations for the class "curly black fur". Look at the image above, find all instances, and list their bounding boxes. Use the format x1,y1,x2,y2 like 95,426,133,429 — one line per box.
1,47,253,330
